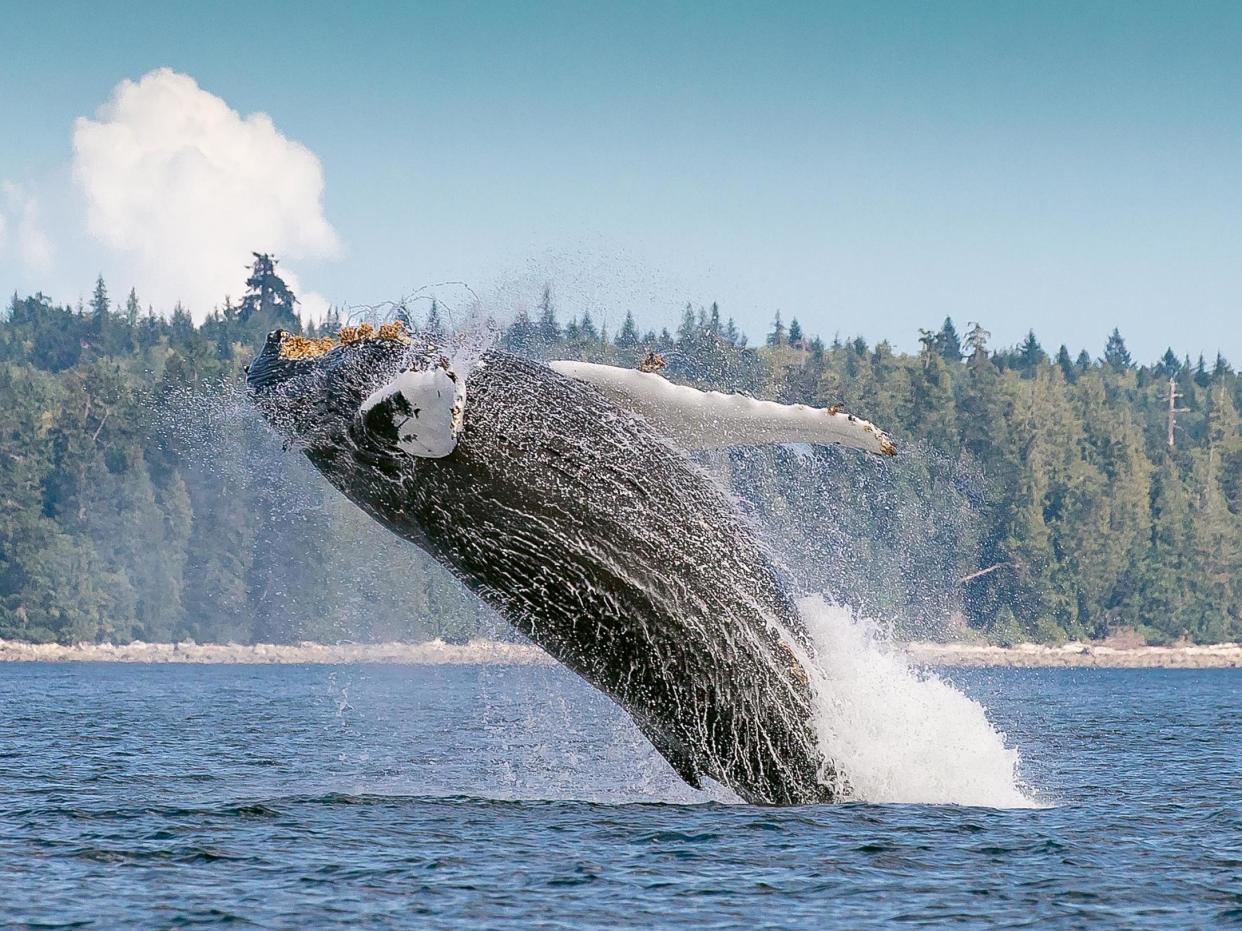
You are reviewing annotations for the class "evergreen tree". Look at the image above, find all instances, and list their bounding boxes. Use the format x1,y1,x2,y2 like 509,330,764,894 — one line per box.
1016,330,1046,377
90,276,110,322
616,311,640,349
1055,345,1076,382
1142,456,1193,639
1194,354,1210,388
579,309,599,343
238,253,298,329
676,303,697,348
425,299,444,338
1103,328,1133,372
537,284,559,345
909,347,957,449
787,317,804,346
124,289,140,328
505,308,536,353
766,312,786,347
1156,348,1181,379
707,302,722,337
936,317,963,362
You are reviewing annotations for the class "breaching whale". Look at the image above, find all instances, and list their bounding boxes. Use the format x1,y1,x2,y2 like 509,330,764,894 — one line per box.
247,323,894,805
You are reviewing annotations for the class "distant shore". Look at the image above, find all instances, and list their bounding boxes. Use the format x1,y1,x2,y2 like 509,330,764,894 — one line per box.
0,638,1238,668
904,641,1241,669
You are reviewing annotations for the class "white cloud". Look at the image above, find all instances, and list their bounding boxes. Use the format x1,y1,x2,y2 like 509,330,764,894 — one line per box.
1,181,54,275
72,68,340,322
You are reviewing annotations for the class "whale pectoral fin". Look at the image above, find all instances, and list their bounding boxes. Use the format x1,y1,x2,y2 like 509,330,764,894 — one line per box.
356,368,465,458
549,361,897,456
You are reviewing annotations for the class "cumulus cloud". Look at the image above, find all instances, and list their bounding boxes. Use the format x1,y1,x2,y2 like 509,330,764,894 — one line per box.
72,68,340,321
1,181,54,274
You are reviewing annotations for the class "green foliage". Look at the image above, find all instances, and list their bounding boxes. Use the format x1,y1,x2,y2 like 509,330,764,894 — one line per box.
1,267,1241,645
1104,328,1133,372
1032,617,1067,645
988,607,1023,647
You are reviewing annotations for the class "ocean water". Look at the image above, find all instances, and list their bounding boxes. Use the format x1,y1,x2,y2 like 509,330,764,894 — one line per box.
0,660,1238,928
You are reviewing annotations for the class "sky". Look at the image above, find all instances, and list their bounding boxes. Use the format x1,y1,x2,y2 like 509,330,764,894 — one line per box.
1,0,1240,360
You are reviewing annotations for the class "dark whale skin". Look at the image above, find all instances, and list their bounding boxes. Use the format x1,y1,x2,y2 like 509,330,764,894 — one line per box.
249,335,840,805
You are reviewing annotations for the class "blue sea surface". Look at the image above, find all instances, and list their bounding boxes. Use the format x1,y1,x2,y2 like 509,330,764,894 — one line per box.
0,663,1238,928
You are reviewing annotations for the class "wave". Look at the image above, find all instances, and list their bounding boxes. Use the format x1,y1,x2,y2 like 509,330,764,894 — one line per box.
798,596,1038,809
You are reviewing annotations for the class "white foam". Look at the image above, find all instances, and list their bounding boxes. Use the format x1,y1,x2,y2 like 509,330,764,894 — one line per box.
797,596,1037,808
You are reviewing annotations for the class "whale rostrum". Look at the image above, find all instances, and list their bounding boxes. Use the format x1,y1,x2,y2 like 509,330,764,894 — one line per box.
247,323,895,805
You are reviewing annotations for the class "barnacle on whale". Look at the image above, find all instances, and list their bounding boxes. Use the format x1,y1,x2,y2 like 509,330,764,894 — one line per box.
278,320,412,361
278,335,338,360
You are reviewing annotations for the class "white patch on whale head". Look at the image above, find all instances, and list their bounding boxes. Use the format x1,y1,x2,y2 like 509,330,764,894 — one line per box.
360,367,466,458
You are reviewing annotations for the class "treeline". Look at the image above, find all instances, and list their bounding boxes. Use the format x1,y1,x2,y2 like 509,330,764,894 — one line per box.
0,258,488,646
1,258,1239,645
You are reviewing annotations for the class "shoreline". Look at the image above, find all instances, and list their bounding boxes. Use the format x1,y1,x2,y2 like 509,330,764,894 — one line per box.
0,638,1238,668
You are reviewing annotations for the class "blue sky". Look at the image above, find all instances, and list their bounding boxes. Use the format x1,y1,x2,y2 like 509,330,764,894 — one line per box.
2,0,1240,359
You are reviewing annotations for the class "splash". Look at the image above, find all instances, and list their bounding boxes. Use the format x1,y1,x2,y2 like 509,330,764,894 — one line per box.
797,596,1036,808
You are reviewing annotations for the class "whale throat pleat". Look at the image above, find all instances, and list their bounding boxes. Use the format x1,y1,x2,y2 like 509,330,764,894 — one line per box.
548,361,896,456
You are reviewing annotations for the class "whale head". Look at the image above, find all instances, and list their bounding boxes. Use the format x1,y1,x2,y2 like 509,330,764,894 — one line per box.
246,322,458,455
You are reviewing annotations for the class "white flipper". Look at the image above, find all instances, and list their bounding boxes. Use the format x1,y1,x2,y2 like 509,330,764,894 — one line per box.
549,361,896,456
359,368,465,458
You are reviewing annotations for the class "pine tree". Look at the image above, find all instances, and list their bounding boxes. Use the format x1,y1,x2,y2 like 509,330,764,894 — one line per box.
505,308,536,353
1103,328,1132,372
90,276,110,321
787,317,803,347
425,299,444,338
1157,348,1180,379
1194,354,1210,388
579,310,599,342
1055,345,1075,382
616,310,640,349
707,302,722,337
238,253,298,328
537,284,559,346
676,303,697,349
766,312,786,347
936,317,963,362
1142,456,1193,640
1016,330,1046,377
908,348,957,449
124,289,140,327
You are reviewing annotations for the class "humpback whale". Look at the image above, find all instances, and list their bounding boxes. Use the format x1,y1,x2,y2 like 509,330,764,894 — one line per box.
247,323,894,805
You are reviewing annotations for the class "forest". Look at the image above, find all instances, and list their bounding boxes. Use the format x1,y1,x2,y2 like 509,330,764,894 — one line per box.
1,255,1239,646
